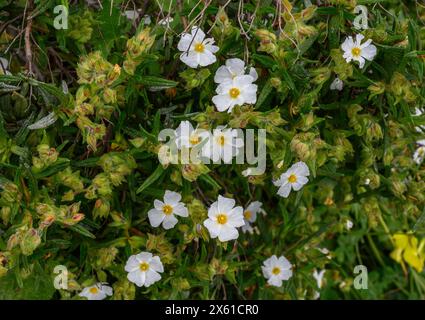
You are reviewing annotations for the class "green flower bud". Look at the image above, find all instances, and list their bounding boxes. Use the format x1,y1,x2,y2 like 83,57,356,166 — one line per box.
20,228,41,256
93,198,110,219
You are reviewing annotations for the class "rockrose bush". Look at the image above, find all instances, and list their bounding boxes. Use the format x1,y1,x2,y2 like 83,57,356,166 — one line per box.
0,0,424,300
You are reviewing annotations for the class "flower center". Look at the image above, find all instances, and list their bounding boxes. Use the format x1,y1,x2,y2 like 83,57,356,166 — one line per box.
139,262,149,271
272,267,281,275
194,43,205,53
217,214,228,225
244,211,252,220
288,174,297,183
162,204,173,215
89,287,99,294
216,134,226,146
189,134,201,145
229,87,240,99
351,47,361,57
419,147,425,156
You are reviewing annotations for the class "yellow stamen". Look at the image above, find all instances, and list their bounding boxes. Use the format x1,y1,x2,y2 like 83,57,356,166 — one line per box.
229,87,240,99
162,204,173,215
139,262,149,271
272,267,281,275
189,134,201,145
89,287,99,294
216,135,226,146
244,211,252,220
217,214,228,225
194,43,205,53
288,174,297,183
351,47,361,57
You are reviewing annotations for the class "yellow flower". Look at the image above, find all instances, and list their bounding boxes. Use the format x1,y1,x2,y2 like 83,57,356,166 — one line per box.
390,233,425,273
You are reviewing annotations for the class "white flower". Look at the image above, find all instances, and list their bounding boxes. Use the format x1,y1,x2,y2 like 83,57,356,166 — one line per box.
178,26,219,68
214,58,258,84
341,34,377,69
142,14,152,25
79,283,113,300
317,247,332,259
203,195,245,242
330,77,344,91
159,16,173,26
174,121,209,150
125,252,164,287
261,255,293,287
273,161,310,198
212,75,257,113
148,190,188,230
123,10,140,20
312,269,325,289
414,108,425,132
346,219,354,230
241,201,262,234
201,127,244,163
413,140,425,165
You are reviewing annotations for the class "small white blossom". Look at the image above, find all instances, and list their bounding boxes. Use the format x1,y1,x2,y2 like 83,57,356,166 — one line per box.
341,34,377,69
212,75,257,113
414,108,425,132
313,269,326,289
262,255,293,287
123,10,140,20
201,127,244,163
330,77,344,91
203,195,245,242
317,247,332,260
413,140,425,165
174,121,209,150
273,161,310,198
142,14,151,25
148,190,188,230
178,26,219,68
241,201,262,234
159,16,173,26
79,283,113,300
346,219,354,230
214,58,258,84
125,252,164,287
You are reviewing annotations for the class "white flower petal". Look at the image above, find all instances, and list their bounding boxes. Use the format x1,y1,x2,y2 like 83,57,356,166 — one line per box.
162,214,178,230
164,190,181,205
148,209,165,227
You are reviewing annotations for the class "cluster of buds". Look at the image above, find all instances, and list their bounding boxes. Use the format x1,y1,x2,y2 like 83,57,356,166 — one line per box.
347,105,383,142
55,167,84,194
255,29,277,55
388,72,417,105
179,68,211,90
77,51,121,86
75,116,106,152
281,4,317,40
291,132,321,162
32,144,59,171
330,49,353,81
0,181,21,225
85,173,113,199
68,11,94,44
90,246,119,269
7,227,41,256
98,152,137,186
214,7,234,37
36,202,85,230
146,233,175,264
123,28,155,75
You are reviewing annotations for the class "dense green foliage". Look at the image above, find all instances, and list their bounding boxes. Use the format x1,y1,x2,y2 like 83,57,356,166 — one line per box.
0,0,425,300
